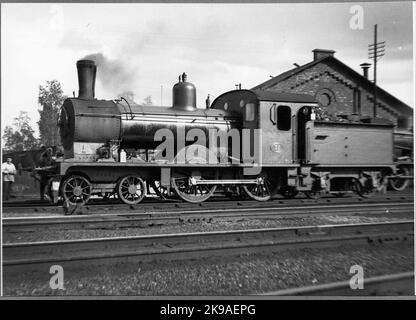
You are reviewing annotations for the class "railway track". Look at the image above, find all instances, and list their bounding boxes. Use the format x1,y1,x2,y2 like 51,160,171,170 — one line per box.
259,272,414,296
2,191,413,216
3,220,413,274
3,201,413,233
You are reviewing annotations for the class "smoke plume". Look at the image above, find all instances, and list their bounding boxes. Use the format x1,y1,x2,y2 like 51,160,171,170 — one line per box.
82,53,135,95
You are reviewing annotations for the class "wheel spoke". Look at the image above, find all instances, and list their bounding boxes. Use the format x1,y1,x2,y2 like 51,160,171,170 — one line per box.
66,181,76,188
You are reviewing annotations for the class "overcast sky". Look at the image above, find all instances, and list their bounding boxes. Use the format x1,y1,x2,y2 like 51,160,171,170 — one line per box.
1,2,414,136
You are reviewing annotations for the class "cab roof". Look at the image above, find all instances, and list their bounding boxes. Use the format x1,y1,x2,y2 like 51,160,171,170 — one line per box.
251,89,317,103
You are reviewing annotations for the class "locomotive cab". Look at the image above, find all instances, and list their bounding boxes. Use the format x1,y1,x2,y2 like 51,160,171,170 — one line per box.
211,89,318,166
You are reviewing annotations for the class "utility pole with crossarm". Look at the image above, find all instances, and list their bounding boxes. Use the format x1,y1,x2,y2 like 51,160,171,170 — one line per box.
368,24,385,118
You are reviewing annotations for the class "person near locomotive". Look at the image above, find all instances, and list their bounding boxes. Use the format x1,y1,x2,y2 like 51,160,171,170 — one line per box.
38,146,53,200
2,157,17,201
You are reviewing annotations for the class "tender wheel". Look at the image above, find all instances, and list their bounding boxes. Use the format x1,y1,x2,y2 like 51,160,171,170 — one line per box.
243,172,278,202
352,177,378,198
61,175,92,205
304,179,325,199
117,176,146,205
389,166,410,191
354,174,386,198
304,190,323,199
171,170,217,203
279,186,299,199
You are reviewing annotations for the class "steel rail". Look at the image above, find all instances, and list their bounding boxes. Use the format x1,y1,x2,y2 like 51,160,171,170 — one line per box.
258,272,414,296
3,220,413,273
3,202,413,233
3,195,413,218
2,192,413,214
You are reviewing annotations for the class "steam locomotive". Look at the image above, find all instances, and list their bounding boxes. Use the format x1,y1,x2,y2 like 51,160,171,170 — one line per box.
38,59,402,205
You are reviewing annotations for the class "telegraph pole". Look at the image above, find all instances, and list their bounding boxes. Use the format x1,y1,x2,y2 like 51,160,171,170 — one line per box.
368,24,385,118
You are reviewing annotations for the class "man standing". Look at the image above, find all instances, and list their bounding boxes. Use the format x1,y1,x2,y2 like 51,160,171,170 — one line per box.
2,157,16,201
38,146,52,201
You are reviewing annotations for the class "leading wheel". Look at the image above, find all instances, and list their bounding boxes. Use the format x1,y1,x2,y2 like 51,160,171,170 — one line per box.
117,176,146,205
61,175,92,205
171,170,217,203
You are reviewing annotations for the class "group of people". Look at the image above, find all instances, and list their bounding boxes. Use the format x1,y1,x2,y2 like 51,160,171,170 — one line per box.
2,145,56,202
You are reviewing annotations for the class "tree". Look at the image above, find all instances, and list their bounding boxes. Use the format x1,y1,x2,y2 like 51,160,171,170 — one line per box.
142,96,153,106
38,80,66,146
2,111,38,152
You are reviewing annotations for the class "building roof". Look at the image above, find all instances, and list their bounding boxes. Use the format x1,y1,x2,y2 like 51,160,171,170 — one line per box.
252,55,413,117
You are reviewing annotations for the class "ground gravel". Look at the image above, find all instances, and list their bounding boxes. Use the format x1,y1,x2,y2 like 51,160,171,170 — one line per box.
3,243,412,296
4,211,412,243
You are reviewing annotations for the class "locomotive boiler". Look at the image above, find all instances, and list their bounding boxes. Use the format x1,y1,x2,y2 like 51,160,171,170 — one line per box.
58,60,238,160
40,59,399,206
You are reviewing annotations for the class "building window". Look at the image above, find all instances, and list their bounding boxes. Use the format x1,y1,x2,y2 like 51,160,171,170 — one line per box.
277,105,291,131
315,88,336,108
320,93,331,107
397,116,408,128
353,88,361,114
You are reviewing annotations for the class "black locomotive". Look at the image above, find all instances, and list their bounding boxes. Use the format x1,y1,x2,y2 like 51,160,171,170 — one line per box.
37,59,405,205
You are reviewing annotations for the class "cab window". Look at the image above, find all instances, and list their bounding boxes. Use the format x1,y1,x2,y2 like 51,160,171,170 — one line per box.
277,105,291,131
245,103,255,121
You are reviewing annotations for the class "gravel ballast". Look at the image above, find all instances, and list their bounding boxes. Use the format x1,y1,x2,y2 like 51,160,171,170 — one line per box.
3,243,413,296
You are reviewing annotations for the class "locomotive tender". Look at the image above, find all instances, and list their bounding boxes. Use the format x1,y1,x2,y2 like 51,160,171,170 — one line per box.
42,59,396,205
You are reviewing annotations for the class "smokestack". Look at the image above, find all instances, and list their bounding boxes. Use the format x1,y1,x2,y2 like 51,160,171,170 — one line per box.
76,60,96,99
360,62,371,80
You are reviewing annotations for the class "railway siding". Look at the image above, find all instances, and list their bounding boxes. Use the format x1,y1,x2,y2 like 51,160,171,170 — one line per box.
3,220,413,274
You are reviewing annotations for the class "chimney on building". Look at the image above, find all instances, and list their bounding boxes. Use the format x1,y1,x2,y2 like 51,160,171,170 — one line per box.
312,49,336,61
359,62,371,79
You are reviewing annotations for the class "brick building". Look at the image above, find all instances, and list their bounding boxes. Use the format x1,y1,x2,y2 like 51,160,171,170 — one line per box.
252,49,413,130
